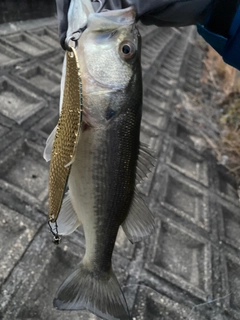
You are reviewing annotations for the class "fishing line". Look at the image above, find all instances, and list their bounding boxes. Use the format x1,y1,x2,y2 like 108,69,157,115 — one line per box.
122,284,235,319
187,291,234,319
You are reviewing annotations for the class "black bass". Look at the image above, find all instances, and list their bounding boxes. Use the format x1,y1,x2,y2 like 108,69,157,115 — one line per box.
45,6,155,320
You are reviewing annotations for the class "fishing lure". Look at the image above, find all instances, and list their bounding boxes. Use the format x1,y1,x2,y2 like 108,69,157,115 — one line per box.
48,47,83,242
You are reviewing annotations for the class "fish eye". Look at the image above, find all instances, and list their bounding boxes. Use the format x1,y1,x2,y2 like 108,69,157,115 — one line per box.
122,45,131,54
119,41,136,60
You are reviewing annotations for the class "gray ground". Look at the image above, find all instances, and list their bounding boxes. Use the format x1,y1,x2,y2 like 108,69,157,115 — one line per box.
0,17,240,320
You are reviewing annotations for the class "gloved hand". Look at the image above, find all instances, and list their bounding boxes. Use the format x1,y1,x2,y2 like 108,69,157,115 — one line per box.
105,0,213,26
56,0,213,49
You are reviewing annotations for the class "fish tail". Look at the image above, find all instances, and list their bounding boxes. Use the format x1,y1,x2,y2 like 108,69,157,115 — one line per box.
53,260,131,320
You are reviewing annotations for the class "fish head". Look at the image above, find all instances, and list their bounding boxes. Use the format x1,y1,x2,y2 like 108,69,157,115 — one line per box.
77,6,142,125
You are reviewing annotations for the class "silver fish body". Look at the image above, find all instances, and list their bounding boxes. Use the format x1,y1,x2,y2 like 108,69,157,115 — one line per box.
52,7,155,320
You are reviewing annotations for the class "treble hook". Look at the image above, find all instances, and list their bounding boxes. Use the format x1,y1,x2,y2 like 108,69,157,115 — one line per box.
95,0,107,13
48,220,61,245
65,0,107,51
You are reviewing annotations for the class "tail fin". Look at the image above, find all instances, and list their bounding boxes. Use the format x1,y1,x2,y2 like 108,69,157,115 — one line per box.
53,261,131,320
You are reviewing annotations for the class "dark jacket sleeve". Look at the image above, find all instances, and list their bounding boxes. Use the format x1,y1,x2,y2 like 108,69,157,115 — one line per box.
197,1,240,70
105,0,212,26
56,0,71,49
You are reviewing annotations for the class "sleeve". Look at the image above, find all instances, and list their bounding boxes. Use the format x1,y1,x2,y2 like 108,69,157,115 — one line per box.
139,0,212,27
105,0,213,26
56,0,71,50
197,0,240,70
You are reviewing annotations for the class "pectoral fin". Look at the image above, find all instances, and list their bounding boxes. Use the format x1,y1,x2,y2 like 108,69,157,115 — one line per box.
64,155,76,168
121,191,155,243
43,126,57,162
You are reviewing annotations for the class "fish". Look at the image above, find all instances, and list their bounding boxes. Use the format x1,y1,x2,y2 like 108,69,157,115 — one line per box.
44,5,155,320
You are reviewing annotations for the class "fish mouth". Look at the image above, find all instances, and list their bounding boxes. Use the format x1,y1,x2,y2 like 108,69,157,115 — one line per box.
97,6,136,21
87,7,136,31
84,88,126,96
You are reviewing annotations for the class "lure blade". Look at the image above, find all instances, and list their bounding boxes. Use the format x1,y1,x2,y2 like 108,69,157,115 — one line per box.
48,47,82,223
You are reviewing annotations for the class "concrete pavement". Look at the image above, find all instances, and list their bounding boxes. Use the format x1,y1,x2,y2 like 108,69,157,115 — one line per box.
0,18,240,320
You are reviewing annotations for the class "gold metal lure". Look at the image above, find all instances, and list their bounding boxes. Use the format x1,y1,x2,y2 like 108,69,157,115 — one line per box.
48,47,83,223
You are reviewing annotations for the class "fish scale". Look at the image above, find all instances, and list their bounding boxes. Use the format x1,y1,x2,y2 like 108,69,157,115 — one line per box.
48,47,82,223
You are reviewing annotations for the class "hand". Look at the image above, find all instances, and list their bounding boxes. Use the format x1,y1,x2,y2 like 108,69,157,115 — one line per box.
56,0,213,49
105,0,213,26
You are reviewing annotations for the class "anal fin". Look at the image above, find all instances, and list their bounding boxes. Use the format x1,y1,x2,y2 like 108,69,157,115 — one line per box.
122,191,155,243
136,142,156,184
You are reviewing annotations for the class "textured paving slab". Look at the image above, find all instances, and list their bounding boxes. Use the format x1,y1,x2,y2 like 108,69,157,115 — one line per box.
0,76,46,124
1,18,240,320
3,32,51,57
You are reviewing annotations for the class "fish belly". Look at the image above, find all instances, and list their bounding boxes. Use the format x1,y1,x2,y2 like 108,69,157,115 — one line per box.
68,128,102,263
